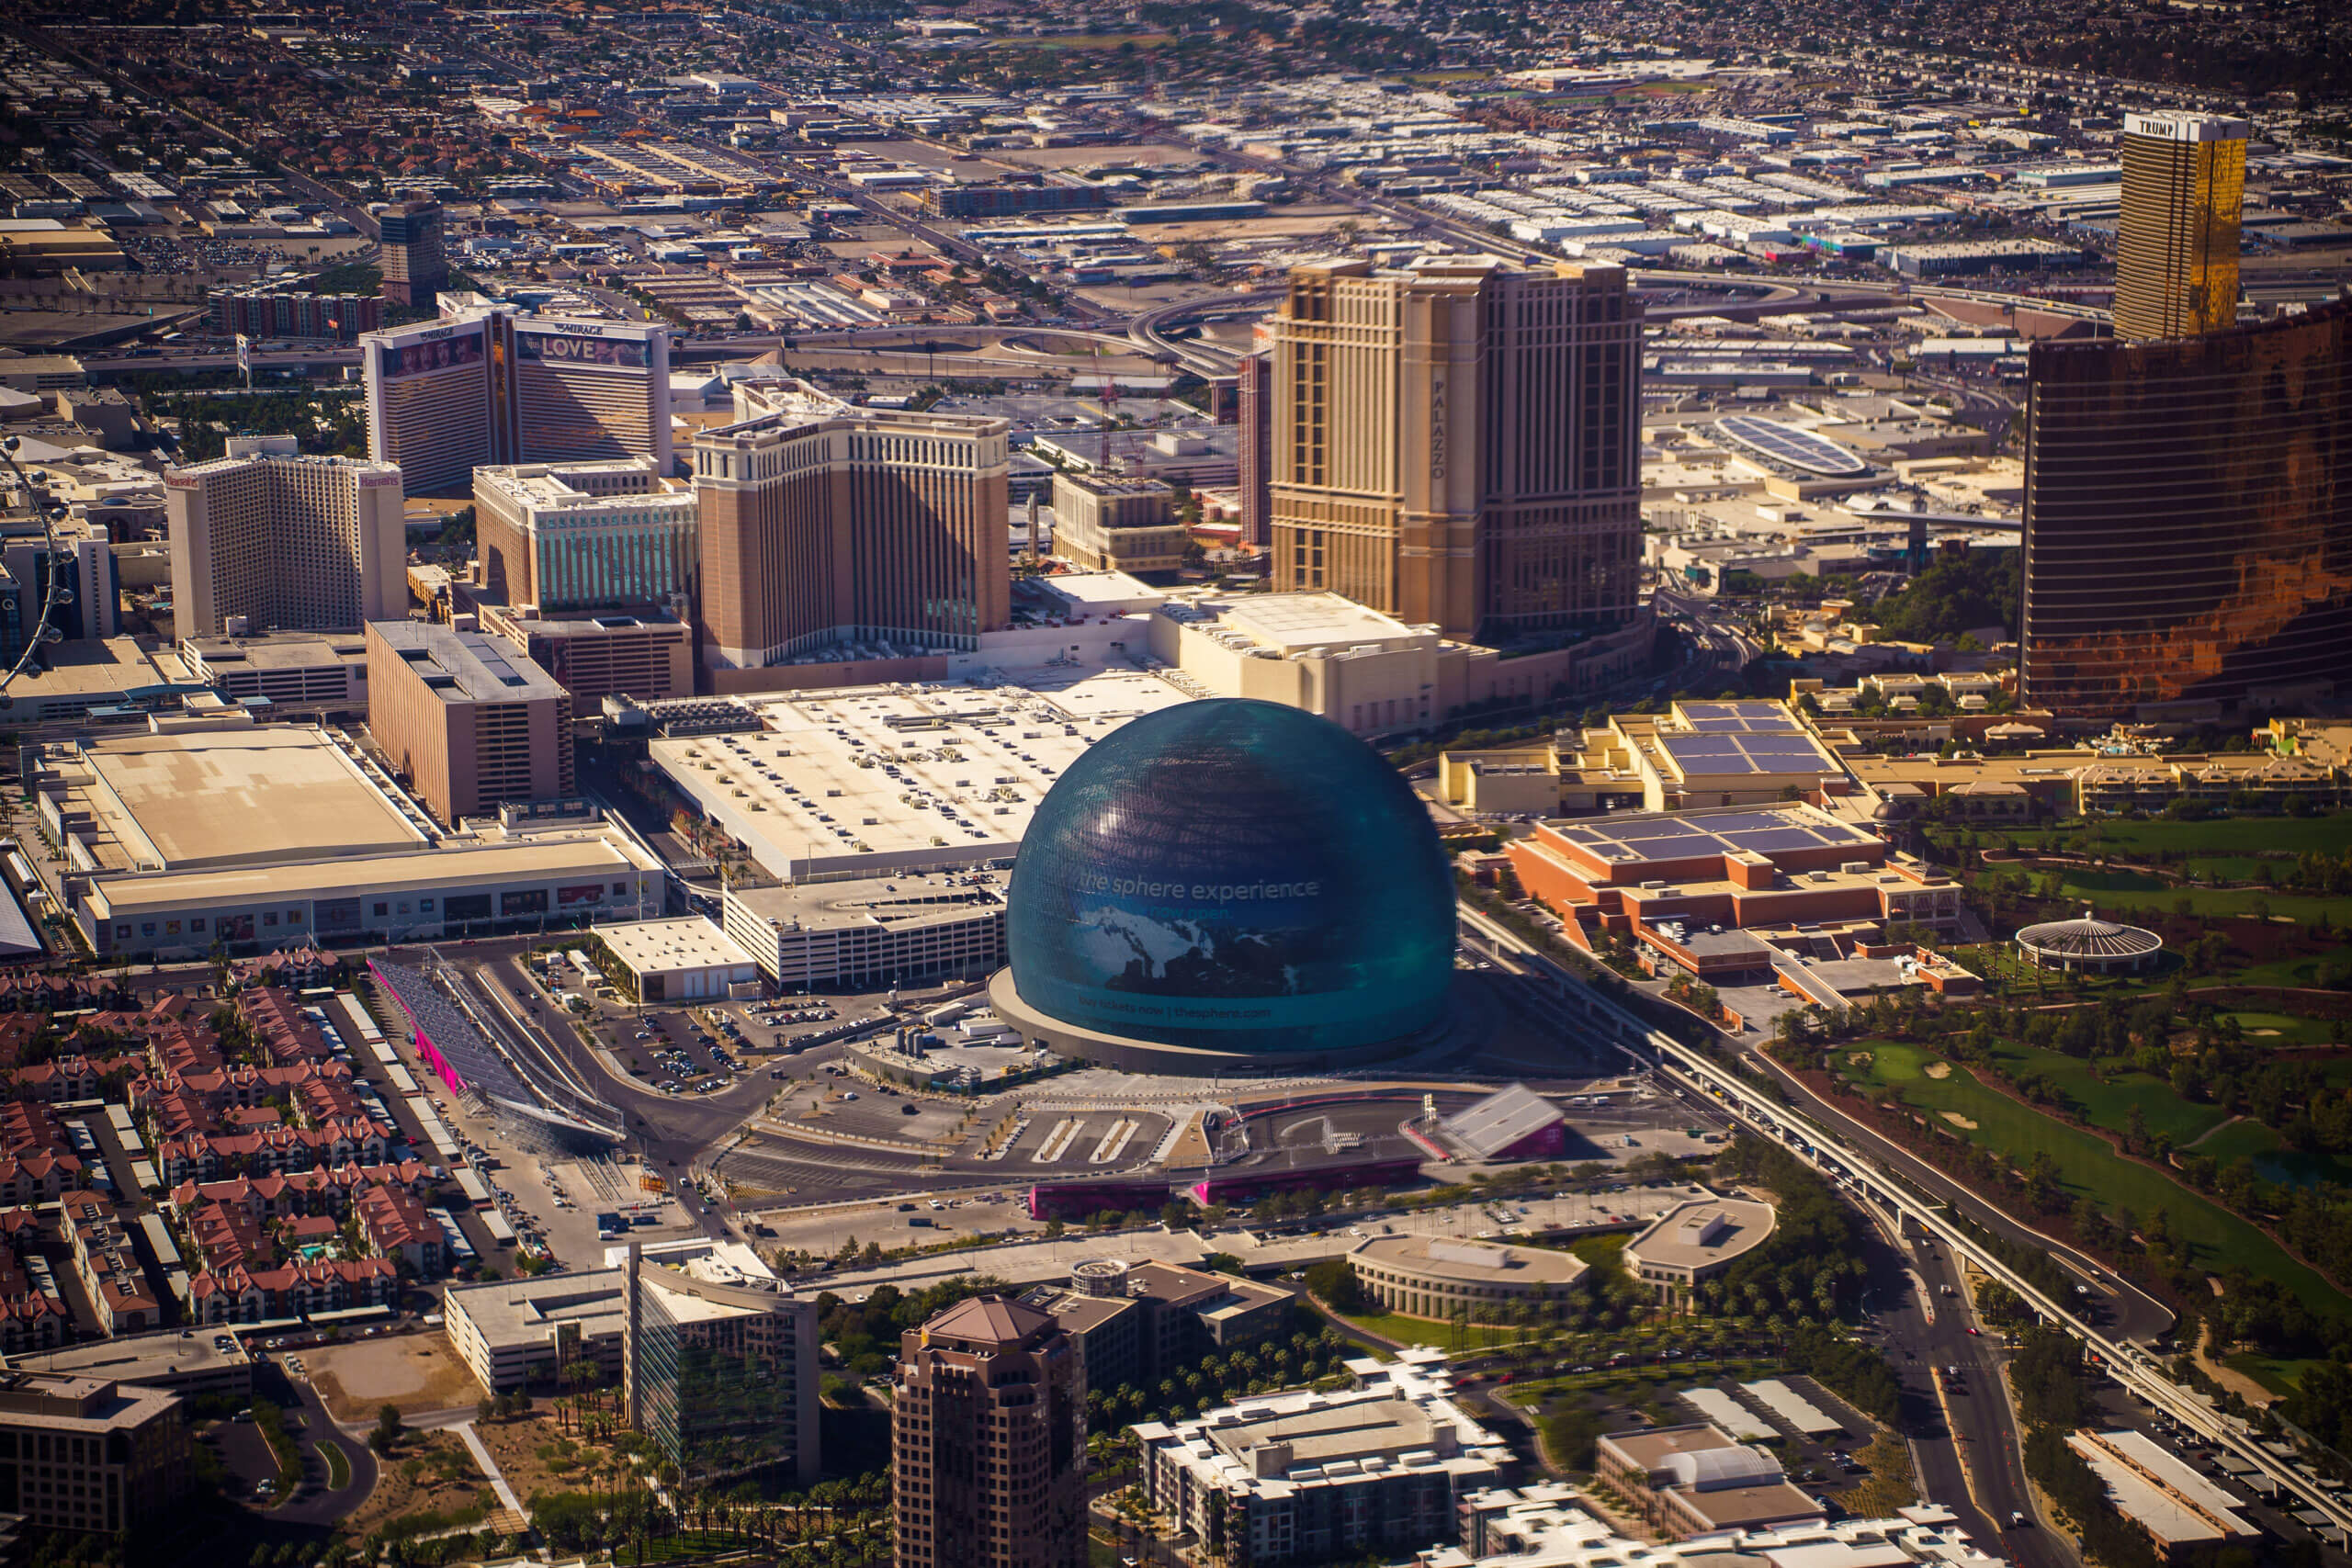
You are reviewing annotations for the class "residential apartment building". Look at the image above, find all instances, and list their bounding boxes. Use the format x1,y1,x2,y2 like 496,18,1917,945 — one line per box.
893,1295,1086,1568
364,620,574,825
61,1193,157,1337
0,1371,191,1535
692,380,1010,671
1269,254,1640,641
165,437,406,639
211,286,382,344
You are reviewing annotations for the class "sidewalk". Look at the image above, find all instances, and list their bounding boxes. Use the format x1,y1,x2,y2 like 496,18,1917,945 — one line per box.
455,1421,526,1519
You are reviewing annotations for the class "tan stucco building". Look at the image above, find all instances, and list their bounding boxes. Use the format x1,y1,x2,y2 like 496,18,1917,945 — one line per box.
692,381,1010,672
1269,254,1641,642
366,620,575,825
166,436,406,638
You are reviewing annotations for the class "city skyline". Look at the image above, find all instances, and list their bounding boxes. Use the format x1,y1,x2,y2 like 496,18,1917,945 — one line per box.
0,5,2343,1566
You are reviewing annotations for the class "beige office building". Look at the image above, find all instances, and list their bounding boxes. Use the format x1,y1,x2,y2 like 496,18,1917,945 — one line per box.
693,381,1010,671
1269,254,1641,641
1049,470,1185,575
165,436,407,638
1347,1235,1589,1322
365,620,575,825
2115,111,2248,341
474,457,698,614
0,1371,191,1535
1623,1197,1777,1302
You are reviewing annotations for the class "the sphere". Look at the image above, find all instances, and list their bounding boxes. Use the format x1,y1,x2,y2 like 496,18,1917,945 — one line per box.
1006,698,1456,1057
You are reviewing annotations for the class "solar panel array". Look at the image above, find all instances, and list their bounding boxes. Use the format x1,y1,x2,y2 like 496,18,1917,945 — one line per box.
1676,700,1810,733
1657,729,1836,776
1716,415,1869,477
1559,807,1871,864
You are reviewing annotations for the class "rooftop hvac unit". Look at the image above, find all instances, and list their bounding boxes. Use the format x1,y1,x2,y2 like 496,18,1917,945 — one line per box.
1840,861,1870,874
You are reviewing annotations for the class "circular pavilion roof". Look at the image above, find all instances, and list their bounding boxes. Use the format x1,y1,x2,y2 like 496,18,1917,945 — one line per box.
2014,915,2164,961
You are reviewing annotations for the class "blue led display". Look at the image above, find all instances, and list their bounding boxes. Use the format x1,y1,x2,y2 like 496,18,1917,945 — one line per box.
1006,700,1454,1055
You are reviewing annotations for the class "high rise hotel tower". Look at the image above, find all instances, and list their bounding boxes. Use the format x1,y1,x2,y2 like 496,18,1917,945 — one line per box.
166,435,407,637
2021,298,2352,716
362,302,672,495
691,382,1010,671
1268,254,1641,642
2115,111,2248,341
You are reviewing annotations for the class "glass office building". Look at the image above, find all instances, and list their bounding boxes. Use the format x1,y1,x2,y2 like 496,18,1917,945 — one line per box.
2115,111,2247,342
1005,699,1455,1056
626,1253,820,1488
2021,299,2352,716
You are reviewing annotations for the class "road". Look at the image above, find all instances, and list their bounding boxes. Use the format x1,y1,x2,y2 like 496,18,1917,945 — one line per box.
1735,1044,2175,1346
1464,906,2352,1540
1458,910,2033,1547
1653,587,1762,692
1867,1220,2067,1568
270,1367,379,1527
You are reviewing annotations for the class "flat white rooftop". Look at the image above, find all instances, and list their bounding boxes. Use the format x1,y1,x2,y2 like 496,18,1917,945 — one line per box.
86,826,658,919
57,727,426,873
592,916,758,976
649,671,1190,881
1034,570,1167,616
1164,590,1433,658
2066,1428,2256,1547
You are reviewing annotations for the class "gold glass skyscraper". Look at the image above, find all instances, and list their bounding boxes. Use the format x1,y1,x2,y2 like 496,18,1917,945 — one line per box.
1269,254,1641,643
2115,111,2248,341
2020,297,2352,717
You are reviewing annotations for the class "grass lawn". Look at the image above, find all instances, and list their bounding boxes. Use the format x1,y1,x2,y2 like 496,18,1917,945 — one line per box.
1569,1233,1632,1267
2224,1353,2330,1397
1979,815,2352,861
2051,868,2345,923
316,1440,349,1490
1502,1357,1779,1408
2222,1011,2343,1046
1336,1308,1533,1352
2186,1118,2352,1188
1841,1042,2349,1324
638,1531,772,1562
2230,946,2352,988
1983,1040,2230,1147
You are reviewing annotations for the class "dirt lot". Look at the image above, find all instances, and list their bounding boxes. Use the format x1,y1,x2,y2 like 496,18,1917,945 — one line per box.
344,1428,486,1538
306,1336,481,1423
473,1408,634,1504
